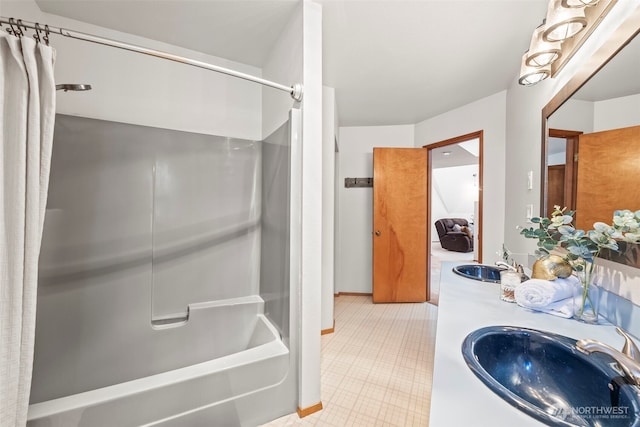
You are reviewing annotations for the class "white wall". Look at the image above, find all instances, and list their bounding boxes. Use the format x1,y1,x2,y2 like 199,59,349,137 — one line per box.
431,164,478,241
298,0,323,412
547,150,566,166
415,91,507,264
548,98,594,132
594,93,640,132
3,1,262,140
321,86,336,331
547,93,640,135
261,2,303,139
335,125,414,293
262,0,324,413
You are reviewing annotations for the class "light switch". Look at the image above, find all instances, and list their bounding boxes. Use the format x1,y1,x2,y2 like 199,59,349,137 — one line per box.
527,171,533,190
526,204,534,222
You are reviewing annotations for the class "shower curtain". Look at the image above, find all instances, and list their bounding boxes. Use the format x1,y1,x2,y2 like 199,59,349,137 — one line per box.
0,32,56,426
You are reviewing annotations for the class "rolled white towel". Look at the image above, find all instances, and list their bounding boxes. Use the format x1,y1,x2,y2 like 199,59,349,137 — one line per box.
514,276,580,309
535,297,574,319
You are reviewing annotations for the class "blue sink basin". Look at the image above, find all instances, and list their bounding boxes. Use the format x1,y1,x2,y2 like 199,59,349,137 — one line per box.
453,264,502,283
462,326,640,426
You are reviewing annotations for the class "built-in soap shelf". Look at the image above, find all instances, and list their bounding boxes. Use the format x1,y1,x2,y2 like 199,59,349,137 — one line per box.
151,295,265,330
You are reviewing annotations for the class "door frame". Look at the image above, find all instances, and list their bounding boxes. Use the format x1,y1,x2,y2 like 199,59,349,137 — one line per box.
424,130,484,265
545,128,582,217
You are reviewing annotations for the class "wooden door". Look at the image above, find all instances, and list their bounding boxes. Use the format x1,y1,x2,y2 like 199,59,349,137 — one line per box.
372,148,427,303
575,125,640,230
547,165,566,217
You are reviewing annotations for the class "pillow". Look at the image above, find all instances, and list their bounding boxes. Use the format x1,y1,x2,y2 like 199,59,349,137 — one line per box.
452,224,462,232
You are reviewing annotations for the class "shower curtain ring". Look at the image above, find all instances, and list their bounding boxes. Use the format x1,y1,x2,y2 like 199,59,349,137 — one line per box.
16,19,26,36
8,18,21,37
33,23,42,43
43,24,50,45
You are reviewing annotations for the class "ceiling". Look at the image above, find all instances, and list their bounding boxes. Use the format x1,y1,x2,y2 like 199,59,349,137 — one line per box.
431,138,479,169
571,29,640,102
34,0,302,67
319,0,548,126
34,0,552,127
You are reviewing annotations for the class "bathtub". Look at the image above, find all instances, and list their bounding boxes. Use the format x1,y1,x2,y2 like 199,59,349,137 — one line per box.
27,296,291,426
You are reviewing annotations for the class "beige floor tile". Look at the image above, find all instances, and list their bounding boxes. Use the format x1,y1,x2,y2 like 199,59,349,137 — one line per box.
262,281,440,426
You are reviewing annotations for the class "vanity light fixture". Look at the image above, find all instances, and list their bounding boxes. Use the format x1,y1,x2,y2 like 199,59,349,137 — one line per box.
526,24,562,67
518,0,616,86
519,52,551,86
543,0,587,42
561,0,601,7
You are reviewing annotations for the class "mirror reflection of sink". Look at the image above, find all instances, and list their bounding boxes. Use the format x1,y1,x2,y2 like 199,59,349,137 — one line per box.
462,326,640,427
453,264,502,283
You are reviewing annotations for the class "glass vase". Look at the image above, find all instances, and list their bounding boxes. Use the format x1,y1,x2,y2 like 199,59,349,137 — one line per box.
572,269,600,324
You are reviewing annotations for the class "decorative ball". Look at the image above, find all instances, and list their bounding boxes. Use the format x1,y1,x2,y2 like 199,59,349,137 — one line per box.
532,255,573,280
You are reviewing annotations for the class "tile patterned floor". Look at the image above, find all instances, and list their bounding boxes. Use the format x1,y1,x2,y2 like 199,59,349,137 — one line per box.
262,295,439,427
429,242,474,305
262,243,471,427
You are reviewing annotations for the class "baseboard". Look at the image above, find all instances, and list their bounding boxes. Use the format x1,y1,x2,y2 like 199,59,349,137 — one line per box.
321,320,335,335
334,292,373,297
297,402,323,418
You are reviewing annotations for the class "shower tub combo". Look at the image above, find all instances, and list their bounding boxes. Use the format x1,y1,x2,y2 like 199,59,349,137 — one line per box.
27,113,298,426
28,297,289,426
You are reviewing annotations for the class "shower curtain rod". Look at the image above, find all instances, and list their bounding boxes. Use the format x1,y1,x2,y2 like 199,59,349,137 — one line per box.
0,16,304,101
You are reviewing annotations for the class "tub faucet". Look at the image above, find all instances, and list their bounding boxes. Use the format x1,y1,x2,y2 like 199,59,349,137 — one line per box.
576,327,640,386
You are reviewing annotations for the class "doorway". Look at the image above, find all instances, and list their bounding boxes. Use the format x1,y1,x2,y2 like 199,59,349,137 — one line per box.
424,131,483,301
547,128,581,218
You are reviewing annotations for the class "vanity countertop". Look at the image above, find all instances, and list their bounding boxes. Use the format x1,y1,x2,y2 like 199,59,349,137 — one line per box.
428,261,630,426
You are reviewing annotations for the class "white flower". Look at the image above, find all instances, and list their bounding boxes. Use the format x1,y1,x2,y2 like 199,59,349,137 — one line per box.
611,230,625,240
610,210,640,243
613,210,640,231
593,222,613,233
588,229,619,251
550,215,573,228
622,232,640,243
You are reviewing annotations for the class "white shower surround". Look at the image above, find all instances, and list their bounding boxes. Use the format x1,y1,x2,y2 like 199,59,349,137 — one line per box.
26,109,299,425
27,304,289,426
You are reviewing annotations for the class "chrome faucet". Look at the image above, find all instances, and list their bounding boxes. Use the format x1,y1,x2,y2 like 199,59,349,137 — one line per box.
576,327,640,386
495,261,530,281
495,261,516,271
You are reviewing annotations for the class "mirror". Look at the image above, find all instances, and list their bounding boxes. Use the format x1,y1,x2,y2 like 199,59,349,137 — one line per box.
541,12,640,267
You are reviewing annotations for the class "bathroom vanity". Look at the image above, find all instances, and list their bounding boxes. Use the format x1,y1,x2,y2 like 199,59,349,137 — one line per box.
429,262,639,426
